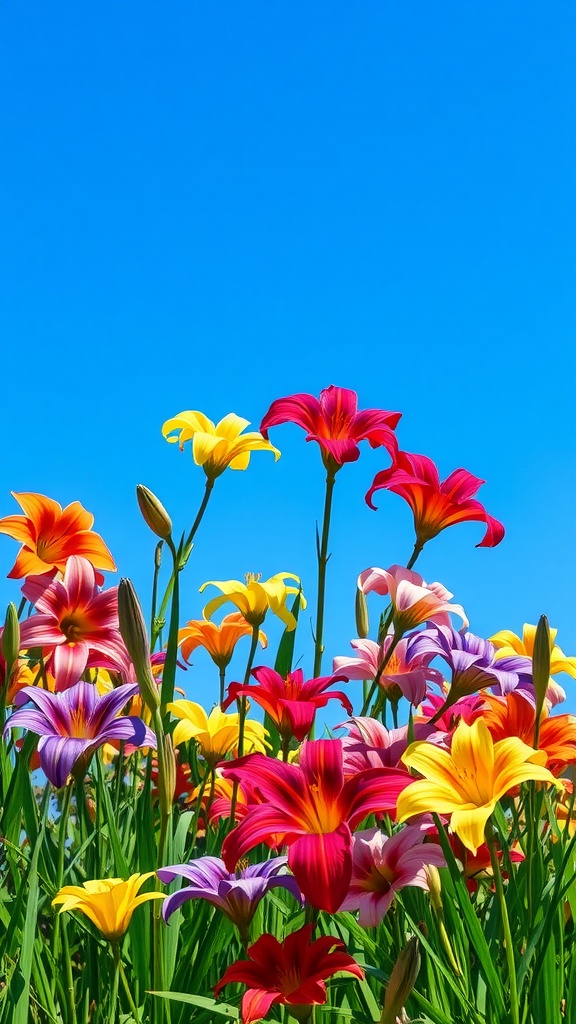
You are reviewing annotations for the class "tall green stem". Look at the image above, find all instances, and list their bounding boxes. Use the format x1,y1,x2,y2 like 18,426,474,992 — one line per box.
313,471,336,679
485,822,519,1024
360,631,402,717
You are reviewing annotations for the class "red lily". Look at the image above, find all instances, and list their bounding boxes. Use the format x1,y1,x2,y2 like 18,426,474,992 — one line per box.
365,451,505,548
215,923,364,1024
260,385,401,472
221,738,411,912
19,555,130,691
223,666,353,741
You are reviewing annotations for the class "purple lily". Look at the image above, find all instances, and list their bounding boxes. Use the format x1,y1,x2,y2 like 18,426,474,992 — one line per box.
157,856,302,942
406,626,529,721
5,681,155,788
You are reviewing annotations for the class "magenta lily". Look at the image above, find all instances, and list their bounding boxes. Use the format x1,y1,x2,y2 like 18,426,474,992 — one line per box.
19,555,130,691
223,666,352,741
358,564,469,634
221,738,411,912
333,636,444,707
339,826,446,926
5,681,155,787
366,450,505,549
260,385,401,472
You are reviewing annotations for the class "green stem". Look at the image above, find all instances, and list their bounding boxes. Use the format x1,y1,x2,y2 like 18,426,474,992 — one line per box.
405,540,424,572
230,626,260,824
150,541,163,638
113,943,142,1024
313,471,336,679
360,631,402,717
219,666,227,708
52,783,74,969
485,821,519,1024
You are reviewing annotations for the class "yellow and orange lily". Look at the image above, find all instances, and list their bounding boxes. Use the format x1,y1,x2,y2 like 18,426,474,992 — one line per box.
52,873,164,942
397,718,560,854
178,613,267,669
167,700,270,766
162,410,280,480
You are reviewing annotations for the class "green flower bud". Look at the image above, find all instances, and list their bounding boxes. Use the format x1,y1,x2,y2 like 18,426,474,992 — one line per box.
380,937,420,1024
118,579,160,712
2,602,20,680
355,586,370,639
136,485,172,540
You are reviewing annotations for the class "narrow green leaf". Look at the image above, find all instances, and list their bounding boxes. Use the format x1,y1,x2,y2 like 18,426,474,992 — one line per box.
149,991,239,1018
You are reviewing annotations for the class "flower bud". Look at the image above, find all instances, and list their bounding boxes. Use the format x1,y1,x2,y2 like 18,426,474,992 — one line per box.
380,937,420,1024
118,579,160,712
2,602,20,680
355,586,370,639
425,864,443,914
136,484,172,540
532,613,551,745
157,732,176,819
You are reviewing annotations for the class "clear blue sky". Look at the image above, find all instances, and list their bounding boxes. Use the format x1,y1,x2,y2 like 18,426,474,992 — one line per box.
1,2,574,715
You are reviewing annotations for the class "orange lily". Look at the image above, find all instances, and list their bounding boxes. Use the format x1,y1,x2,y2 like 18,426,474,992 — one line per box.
397,718,560,853
0,492,116,581
178,613,267,669
478,690,576,776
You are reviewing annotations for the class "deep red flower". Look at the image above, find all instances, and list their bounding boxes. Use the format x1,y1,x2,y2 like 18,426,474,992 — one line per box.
366,451,504,548
221,738,411,912
260,385,401,472
214,924,364,1024
223,666,352,741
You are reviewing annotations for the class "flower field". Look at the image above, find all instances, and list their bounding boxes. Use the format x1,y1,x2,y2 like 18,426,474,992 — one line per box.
0,385,575,1024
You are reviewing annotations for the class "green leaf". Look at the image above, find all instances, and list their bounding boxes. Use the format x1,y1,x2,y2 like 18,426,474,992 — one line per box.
148,991,239,1018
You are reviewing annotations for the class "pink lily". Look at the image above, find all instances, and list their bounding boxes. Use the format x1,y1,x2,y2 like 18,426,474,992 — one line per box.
220,738,412,912
19,555,130,691
260,385,401,472
358,564,469,634
366,451,505,549
333,636,444,707
339,826,446,926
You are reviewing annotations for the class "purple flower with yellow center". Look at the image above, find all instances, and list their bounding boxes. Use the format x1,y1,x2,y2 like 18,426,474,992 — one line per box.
407,625,527,722
4,680,155,788
157,856,302,943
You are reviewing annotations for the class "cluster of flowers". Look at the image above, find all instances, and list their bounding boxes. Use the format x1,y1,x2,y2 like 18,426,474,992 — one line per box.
1,385,575,1024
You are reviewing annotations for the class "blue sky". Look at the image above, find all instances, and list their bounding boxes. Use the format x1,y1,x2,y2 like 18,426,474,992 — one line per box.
1,1,574,716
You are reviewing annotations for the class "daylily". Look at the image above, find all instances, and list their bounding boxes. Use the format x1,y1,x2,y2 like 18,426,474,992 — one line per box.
167,700,269,766
338,717,415,773
477,690,576,776
0,491,116,581
214,923,364,1024
158,856,302,942
491,623,576,704
221,738,411,912
339,826,446,926
162,410,280,479
178,613,267,669
223,665,352,742
201,572,305,630
449,834,525,893
52,873,164,941
5,681,155,788
260,384,401,473
397,718,560,853
333,636,444,708
406,626,524,720
365,451,505,549
358,564,468,634
19,555,131,691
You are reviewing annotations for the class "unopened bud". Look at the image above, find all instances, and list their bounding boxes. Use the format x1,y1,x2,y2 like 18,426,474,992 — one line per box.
158,732,176,819
380,937,421,1024
355,587,370,639
154,541,163,570
426,864,444,914
136,484,172,540
2,602,20,679
532,614,551,746
118,579,160,712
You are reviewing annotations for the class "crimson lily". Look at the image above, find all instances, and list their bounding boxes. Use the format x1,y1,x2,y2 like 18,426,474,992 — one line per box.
221,738,411,912
215,923,364,1024
366,451,505,549
19,555,130,691
223,665,353,742
260,385,401,472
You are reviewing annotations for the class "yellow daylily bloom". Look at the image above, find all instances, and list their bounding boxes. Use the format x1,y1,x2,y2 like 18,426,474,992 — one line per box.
168,700,270,766
52,873,164,942
397,718,560,855
200,572,306,630
490,623,576,680
162,410,280,480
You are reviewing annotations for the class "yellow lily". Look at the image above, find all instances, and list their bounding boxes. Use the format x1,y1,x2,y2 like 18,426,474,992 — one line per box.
200,572,305,630
491,623,576,680
162,410,280,480
52,873,164,942
397,718,560,854
167,700,270,766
